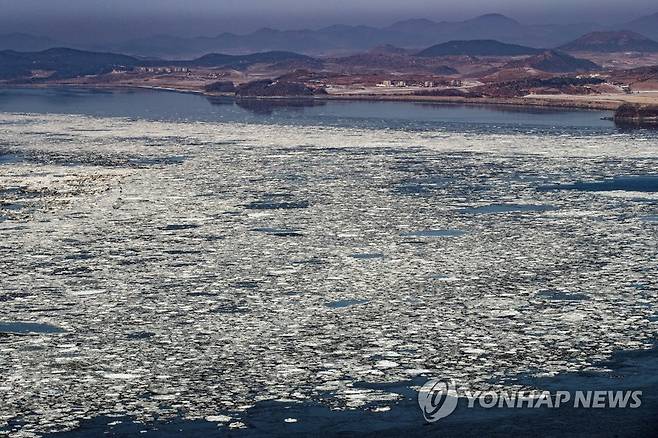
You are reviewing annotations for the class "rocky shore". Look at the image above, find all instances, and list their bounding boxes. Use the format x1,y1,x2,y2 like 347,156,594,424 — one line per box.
614,103,658,126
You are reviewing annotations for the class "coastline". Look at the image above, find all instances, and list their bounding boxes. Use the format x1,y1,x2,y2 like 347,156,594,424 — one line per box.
317,93,623,110
0,83,624,111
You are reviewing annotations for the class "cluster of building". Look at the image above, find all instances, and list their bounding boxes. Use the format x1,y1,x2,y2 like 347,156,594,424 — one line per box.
376,80,408,87
376,79,463,88
136,66,191,74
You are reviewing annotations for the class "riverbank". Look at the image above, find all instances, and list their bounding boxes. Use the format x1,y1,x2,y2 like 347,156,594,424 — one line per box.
0,87,618,132
318,93,624,110
9,82,658,125
0,82,637,111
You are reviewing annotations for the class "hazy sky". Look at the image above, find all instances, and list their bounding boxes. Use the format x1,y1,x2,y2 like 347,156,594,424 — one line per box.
1,0,656,42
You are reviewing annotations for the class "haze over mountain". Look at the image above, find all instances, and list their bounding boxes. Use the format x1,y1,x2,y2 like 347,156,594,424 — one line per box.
3,0,658,39
0,33,60,52
626,13,658,40
109,14,604,58
1,9,658,58
94,11,658,58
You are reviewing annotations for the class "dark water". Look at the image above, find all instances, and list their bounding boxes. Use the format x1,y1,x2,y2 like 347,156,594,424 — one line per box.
539,176,658,193
0,87,624,135
41,345,658,438
536,290,590,301
350,253,385,259
400,229,466,238
326,299,369,308
460,204,556,214
0,321,64,334
251,227,303,237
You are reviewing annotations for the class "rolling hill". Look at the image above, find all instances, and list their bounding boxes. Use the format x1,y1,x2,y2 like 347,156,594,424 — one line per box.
328,51,459,75
416,40,541,57
0,48,318,81
502,50,601,73
0,48,139,80
184,51,319,68
559,31,658,52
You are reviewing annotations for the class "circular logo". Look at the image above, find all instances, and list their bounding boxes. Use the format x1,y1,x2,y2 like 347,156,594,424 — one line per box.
418,378,458,422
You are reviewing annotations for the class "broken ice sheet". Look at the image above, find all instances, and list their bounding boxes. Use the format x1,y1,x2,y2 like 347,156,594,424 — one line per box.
0,112,656,435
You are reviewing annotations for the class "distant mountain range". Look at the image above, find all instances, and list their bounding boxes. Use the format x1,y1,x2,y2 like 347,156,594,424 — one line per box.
109,12,658,57
3,12,658,58
107,14,604,57
558,31,658,53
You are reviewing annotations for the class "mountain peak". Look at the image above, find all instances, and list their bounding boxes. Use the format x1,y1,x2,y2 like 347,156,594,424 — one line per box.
477,13,512,19
368,44,408,55
391,18,436,26
416,39,540,57
559,30,658,52
385,18,438,33
471,13,520,25
503,49,600,72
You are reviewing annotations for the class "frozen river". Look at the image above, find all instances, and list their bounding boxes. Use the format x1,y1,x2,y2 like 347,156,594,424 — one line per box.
0,89,657,436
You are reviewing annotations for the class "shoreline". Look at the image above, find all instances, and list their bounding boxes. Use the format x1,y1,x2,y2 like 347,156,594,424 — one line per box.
0,83,624,111
318,93,622,111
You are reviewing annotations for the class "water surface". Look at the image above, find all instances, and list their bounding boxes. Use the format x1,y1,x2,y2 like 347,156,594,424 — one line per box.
0,87,620,135
0,322,64,334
